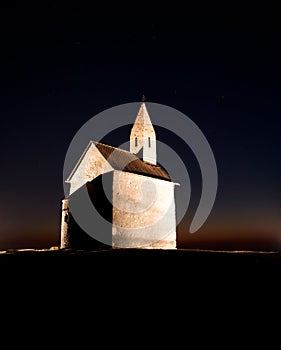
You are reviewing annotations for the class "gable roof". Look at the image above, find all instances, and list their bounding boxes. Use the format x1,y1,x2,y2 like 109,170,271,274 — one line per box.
67,141,171,182
94,141,171,181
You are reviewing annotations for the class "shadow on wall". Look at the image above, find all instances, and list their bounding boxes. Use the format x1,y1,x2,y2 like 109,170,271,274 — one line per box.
64,172,113,250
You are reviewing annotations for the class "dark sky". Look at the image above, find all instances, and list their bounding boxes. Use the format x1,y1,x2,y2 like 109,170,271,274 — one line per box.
0,4,280,250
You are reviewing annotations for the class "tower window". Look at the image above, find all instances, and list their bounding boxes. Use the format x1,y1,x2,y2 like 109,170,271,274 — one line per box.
64,214,69,223
148,137,151,148
135,137,138,147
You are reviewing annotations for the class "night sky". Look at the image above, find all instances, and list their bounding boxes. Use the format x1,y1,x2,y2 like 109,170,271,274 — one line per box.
1,4,280,251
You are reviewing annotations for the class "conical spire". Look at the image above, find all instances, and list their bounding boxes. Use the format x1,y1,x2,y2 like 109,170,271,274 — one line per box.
130,100,156,165
133,101,153,126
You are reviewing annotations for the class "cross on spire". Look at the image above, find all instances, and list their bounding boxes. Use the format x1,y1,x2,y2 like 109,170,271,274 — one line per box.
142,94,146,102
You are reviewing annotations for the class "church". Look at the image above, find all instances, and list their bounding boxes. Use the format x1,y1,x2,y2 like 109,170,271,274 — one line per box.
60,102,178,249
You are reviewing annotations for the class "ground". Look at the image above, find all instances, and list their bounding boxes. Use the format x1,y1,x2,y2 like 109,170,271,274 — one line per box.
2,247,280,279
2,248,280,314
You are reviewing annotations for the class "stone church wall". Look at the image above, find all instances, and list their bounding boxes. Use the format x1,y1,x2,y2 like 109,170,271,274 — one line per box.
112,170,177,249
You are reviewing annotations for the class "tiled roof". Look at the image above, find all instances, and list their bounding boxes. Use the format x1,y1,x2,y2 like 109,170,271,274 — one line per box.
93,141,171,181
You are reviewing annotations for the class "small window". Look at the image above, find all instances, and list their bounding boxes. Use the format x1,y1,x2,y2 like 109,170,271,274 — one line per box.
64,214,69,223
135,137,138,147
148,137,151,148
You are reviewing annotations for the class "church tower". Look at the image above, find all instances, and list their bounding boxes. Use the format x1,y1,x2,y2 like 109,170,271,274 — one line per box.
130,100,156,165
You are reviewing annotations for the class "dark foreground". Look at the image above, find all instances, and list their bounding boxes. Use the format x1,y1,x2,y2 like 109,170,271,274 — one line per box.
2,248,281,311
1,247,281,279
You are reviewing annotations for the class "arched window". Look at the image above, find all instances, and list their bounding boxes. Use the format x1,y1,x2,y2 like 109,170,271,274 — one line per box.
148,137,151,148
135,137,138,147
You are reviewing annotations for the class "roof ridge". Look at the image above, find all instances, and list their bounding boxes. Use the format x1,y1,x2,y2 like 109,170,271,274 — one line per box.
92,140,135,156
92,140,164,169
66,140,171,183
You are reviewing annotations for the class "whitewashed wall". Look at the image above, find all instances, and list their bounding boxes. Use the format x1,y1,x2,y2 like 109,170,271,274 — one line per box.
112,170,177,249
67,143,113,195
